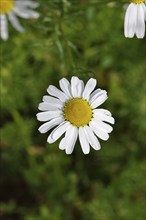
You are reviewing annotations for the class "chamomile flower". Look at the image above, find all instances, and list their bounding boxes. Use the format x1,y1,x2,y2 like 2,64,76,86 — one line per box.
0,0,39,41
36,77,115,155
124,0,146,38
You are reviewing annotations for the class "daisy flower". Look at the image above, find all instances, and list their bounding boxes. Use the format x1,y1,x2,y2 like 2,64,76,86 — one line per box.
124,0,146,38
0,0,39,41
36,77,115,155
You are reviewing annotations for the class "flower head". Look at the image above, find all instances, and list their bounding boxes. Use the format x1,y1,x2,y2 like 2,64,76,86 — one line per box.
0,0,39,40
36,77,115,155
124,0,146,38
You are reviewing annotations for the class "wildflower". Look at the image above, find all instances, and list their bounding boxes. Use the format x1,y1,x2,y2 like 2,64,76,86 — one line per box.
36,77,115,155
0,0,39,40
124,0,146,38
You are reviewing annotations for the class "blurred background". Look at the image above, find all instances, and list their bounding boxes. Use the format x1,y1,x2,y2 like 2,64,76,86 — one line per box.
0,0,146,220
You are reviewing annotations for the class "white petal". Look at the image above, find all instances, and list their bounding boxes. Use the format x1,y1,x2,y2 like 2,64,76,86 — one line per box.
40,96,63,110
94,108,112,116
89,120,109,141
124,3,137,38
89,88,102,99
13,8,39,19
59,137,66,150
71,76,84,98
13,8,31,19
47,121,70,144
65,127,78,154
24,10,39,19
8,12,24,32
36,110,62,122
15,0,39,9
59,78,72,98
0,14,8,41
82,78,96,100
38,116,64,134
59,126,78,154
42,95,63,108
83,126,101,150
79,127,90,154
93,119,113,133
89,90,107,108
38,102,60,111
90,90,108,109
141,3,146,21
93,109,115,124
136,4,145,38
47,85,68,102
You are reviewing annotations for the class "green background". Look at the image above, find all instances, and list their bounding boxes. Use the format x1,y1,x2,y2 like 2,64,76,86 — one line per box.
0,0,146,219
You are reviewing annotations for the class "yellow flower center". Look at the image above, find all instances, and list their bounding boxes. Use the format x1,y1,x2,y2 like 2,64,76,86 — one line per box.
63,98,93,127
130,0,144,3
0,0,14,14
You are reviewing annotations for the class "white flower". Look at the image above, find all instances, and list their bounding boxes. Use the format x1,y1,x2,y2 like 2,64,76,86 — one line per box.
36,77,115,155
0,0,39,41
124,0,146,38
